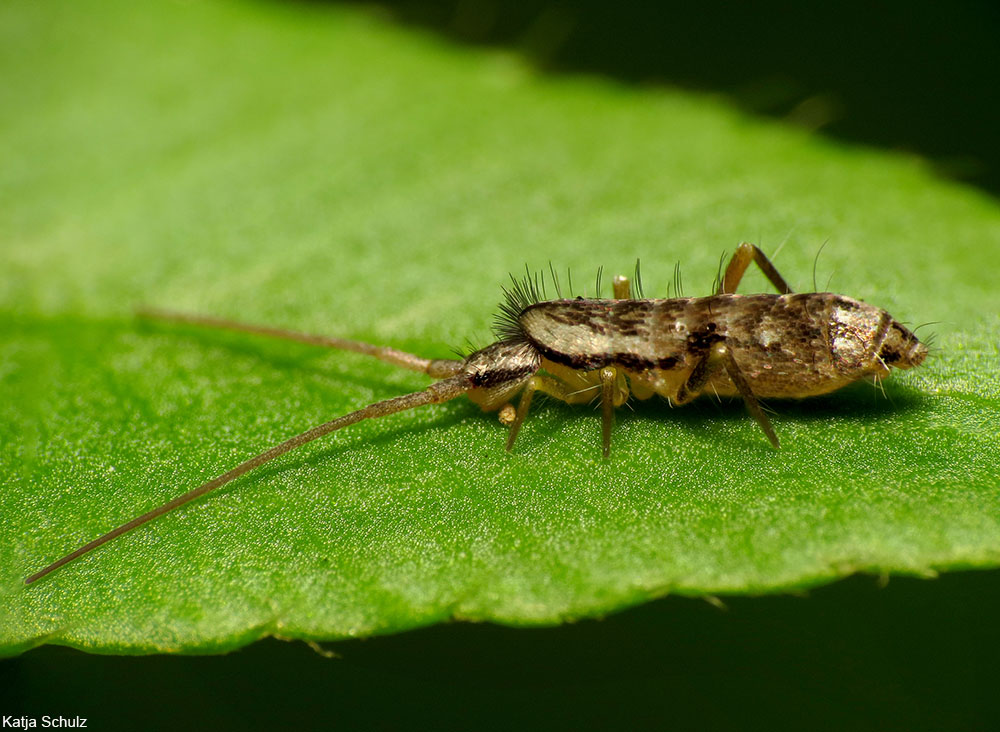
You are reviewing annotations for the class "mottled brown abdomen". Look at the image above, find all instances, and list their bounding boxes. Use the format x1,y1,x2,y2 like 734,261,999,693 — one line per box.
518,293,906,399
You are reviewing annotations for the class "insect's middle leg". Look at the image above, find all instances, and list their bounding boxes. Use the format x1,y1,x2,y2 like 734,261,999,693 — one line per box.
506,368,629,457
718,242,794,295
674,341,779,449
599,366,629,459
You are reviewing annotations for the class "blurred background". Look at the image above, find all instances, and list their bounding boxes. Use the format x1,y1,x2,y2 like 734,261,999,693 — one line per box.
349,0,1000,196
3,1,999,730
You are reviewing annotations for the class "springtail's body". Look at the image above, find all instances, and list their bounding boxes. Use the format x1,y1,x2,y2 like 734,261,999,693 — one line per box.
26,243,928,584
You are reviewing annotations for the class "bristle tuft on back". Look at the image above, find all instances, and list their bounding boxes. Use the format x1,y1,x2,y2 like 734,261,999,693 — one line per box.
494,270,544,342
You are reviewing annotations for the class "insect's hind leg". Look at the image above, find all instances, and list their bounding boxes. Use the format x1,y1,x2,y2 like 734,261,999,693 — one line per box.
718,242,794,295
674,341,779,449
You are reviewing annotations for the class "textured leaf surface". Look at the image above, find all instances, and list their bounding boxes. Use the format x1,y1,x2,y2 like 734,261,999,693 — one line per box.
1,0,998,656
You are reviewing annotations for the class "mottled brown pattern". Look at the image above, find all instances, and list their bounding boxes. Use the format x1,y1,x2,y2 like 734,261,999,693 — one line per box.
518,293,923,398
464,341,541,388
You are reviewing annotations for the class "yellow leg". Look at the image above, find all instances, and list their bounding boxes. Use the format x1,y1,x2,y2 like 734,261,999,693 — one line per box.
612,275,632,299
629,378,656,401
600,367,619,458
507,368,630,456
505,374,596,452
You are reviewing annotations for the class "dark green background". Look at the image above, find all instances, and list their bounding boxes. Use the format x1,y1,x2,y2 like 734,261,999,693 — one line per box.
4,572,999,730
356,0,1000,196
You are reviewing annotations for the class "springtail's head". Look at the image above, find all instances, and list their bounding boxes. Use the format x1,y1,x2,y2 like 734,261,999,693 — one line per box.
877,320,929,371
830,297,929,377
462,340,541,411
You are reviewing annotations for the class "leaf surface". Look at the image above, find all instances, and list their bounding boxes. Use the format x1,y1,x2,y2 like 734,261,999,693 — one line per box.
1,0,998,655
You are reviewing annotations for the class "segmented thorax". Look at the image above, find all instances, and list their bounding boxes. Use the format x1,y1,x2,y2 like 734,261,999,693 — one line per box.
518,294,925,399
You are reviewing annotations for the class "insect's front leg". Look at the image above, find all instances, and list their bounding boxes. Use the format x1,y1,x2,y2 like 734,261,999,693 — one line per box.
718,242,794,295
507,366,630,457
674,341,779,449
505,373,597,452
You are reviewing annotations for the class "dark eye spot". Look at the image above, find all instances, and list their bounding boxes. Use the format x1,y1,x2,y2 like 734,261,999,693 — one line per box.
880,347,902,365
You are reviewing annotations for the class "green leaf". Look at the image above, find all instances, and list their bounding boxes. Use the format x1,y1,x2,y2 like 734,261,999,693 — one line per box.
2,0,998,656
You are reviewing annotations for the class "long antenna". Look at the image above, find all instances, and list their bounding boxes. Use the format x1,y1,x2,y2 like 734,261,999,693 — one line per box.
25,375,472,584
136,308,463,379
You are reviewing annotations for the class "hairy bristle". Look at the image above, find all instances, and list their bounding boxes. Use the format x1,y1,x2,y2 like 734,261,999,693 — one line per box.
494,269,543,343
633,259,646,298
712,250,727,294
492,262,632,343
